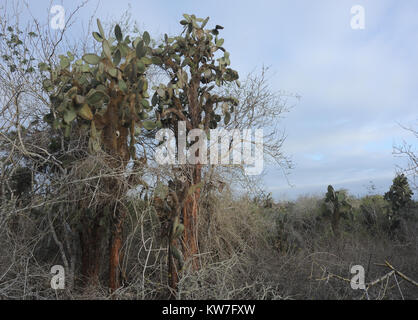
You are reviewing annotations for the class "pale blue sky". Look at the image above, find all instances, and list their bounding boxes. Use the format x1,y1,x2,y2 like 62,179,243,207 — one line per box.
8,0,418,199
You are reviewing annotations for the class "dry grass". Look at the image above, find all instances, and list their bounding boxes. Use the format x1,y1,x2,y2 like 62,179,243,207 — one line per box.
0,189,417,300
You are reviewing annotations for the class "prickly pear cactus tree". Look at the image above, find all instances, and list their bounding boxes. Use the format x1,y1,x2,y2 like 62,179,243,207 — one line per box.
324,185,352,237
384,174,413,230
42,20,155,161
384,174,413,213
40,19,156,290
150,14,239,289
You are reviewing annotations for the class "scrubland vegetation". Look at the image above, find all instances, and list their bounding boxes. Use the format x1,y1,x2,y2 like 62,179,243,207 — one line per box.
1,175,417,299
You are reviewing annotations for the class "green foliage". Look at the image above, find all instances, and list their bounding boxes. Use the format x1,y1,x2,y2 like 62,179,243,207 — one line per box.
358,195,391,232
150,14,240,132
384,174,413,213
41,19,157,151
324,186,352,214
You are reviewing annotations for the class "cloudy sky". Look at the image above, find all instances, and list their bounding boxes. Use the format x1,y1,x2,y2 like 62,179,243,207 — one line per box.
15,0,418,199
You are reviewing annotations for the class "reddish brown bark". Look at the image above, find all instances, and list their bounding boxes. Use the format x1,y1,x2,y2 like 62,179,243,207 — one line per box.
167,75,203,293
109,208,126,292
104,93,130,292
182,165,201,271
78,92,130,292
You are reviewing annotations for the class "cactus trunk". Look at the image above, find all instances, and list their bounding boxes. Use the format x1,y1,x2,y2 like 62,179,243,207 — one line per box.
183,165,201,270
331,207,341,237
109,207,126,292
79,213,104,287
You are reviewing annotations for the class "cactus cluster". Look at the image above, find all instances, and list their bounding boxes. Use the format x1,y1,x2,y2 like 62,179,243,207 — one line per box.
40,19,156,156
39,14,241,292
150,14,240,131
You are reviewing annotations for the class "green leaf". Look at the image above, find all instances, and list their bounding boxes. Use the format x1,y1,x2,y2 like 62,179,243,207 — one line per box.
82,53,101,65
134,125,142,135
108,67,117,78
67,51,74,61
143,31,150,45
141,99,150,108
151,56,162,65
42,79,53,92
97,19,105,38
64,108,77,124
151,93,158,106
143,120,156,130
216,38,224,47
201,17,209,28
136,40,146,58
174,223,184,238
118,79,127,92
92,32,103,42
65,86,78,98
224,112,231,125
59,56,70,69
81,64,91,72
170,246,184,267
114,24,122,42
136,60,145,73
141,57,152,65
133,37,141,48
78,103,93,120
337,193,345,203
64,125,71,138
86,89,106,104
139,111,149,120
119,43,129,57
102,40,112,60
113,49,121,66
142,80,148,92
38,62,49,72
74,94,85,105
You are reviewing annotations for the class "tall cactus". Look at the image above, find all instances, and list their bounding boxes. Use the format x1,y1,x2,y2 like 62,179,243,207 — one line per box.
41,19,156,290
324,185,351,237
41,14,240,293
384,174,413,213
384,173,414,231
150,14,239,291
